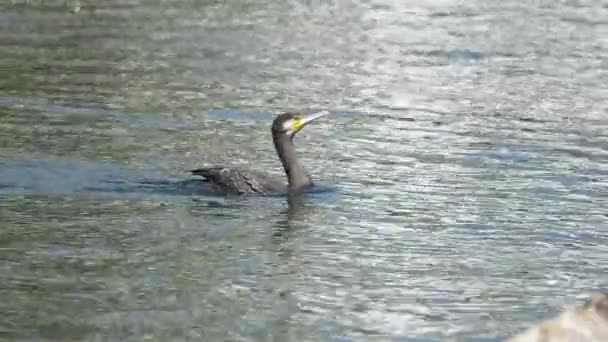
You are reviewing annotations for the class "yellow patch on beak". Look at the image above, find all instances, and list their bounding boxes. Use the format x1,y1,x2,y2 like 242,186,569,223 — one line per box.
291,116,303,130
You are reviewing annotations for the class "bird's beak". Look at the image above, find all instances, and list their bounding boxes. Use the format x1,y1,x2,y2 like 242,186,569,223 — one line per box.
291,110,330,130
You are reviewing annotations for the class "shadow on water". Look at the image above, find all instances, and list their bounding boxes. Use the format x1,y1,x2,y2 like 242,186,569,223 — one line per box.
0,156,338,204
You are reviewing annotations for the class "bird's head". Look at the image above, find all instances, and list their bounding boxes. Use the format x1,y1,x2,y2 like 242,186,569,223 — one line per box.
271,111,330,138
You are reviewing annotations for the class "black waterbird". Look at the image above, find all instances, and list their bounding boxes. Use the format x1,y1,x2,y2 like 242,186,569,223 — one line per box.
190,110,330,196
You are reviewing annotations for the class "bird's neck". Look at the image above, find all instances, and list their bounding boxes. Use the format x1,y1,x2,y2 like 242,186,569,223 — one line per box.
273,133,313,192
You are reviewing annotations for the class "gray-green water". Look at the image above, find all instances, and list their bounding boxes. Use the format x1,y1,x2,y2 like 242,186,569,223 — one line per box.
1,0,607,341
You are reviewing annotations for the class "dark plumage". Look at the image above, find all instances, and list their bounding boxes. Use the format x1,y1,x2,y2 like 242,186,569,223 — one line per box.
191,111,330,196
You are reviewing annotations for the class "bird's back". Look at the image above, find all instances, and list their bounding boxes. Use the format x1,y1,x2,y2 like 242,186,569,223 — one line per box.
191,166,286,195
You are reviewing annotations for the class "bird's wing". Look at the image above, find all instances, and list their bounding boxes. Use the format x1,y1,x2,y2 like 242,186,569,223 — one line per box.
190,166,284,194
190,166,227,181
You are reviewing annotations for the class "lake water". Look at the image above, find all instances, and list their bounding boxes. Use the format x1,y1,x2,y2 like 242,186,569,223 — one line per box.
1,0,607,341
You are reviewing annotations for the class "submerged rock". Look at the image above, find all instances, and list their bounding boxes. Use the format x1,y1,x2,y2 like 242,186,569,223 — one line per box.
507,292,608,342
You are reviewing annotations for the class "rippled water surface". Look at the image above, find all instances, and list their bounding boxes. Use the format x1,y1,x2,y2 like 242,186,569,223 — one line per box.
1,0,608,341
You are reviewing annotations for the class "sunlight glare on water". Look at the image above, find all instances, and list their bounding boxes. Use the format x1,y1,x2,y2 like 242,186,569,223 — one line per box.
0,0,607,341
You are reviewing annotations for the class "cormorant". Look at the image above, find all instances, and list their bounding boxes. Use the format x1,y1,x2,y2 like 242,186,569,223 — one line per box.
190,110,330,196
